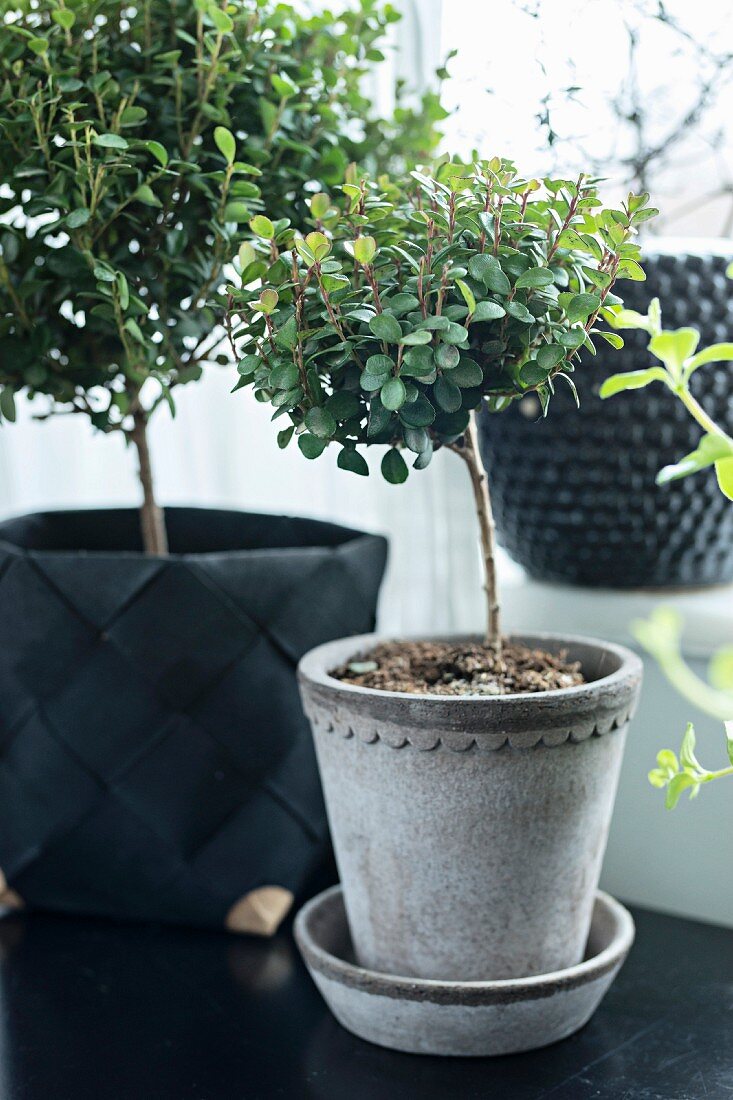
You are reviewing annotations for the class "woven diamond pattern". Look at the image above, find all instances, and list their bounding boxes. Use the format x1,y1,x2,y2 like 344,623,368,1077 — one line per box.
479,249,733,587
0,508,387,929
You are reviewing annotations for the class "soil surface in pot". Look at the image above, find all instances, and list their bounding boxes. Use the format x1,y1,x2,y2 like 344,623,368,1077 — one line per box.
331,640,585,696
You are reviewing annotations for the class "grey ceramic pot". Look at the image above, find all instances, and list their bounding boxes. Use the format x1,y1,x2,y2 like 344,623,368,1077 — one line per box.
298,633,642,983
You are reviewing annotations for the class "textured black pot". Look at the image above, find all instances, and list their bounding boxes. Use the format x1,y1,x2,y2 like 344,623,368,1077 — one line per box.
0,507,387,931
479,244,733,587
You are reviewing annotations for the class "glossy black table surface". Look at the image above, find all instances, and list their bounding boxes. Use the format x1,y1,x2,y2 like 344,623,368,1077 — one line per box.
0,901,731,1099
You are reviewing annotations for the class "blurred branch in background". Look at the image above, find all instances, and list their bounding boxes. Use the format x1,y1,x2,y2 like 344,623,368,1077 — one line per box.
441,0,733,236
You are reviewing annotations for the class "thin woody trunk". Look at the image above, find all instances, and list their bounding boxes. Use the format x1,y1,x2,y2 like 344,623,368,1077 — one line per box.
129,411,168,556
453,410,501,650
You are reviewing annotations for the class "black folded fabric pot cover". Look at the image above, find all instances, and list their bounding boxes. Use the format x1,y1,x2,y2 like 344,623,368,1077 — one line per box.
0,508,387,931
478,247,733,587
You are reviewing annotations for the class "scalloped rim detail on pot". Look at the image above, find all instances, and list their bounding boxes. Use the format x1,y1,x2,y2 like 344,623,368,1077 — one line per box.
298,632,643,752
302,705,636,752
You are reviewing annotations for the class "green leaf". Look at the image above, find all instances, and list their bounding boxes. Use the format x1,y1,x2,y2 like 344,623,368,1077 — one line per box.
275,315,298,351
294,237,315,264
567,293,601,323
402,346,435,378
403,426,429,453
93,133,128,150
515,267,554,289
536,344,565,371
353,236,377,264
306,231,331,262
326,390,360,420
505,300,534,324
399,330,432,346
237,355,260,377
269,363,299,390
440,322,469,345
277,426,294,449
271,71,298,98
28,37,49,55
434,375,462,412
455,279,476,314
365,354,394,377
124,318,145,344
209,7,234,32
309,193,330,219
52,9,75,29
399,394,435,428
413,440,434,470
257,289,278,314
656,433,733,485
617,258,645,281
470,300,506,323
144,140,168,167
249,215,275,240
435,343,460,370
599,368,668,398
298,433,328,459
223,202,251,222
320,273,349,293
715,456,733,500
66,208,91,229
214,126,236,165
338,447,369,476
450,357,483,387
381,377,407,411
520,361,549,386
381,447,408,484
304,406,337,439
649,329,700,376
0,388,16,422
368,395,392,438
117,272,129,310
559,328,587,349
133,184,161,207
685,342,733,376
468,254,510,294
679,723,700,772
666,772,697,810
369,313,402,342
597,331,624,350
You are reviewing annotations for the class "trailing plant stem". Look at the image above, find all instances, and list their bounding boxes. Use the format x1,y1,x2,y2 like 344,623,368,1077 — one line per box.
129,411,168,556
453,411,501,651
676,384,733,443
651,642,733,722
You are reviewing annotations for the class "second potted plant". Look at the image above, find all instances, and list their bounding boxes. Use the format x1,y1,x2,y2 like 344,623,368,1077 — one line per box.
230,156,648,996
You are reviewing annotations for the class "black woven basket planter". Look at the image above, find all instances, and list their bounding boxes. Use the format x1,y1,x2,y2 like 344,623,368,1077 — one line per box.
0,507,387,932
479,244,733,587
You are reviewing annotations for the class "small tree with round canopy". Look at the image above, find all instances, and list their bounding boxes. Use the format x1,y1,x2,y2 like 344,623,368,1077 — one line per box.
0,0,446,553
228,159,654,649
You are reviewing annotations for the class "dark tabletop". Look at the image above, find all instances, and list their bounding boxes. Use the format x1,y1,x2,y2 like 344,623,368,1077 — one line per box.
0,900,731,1100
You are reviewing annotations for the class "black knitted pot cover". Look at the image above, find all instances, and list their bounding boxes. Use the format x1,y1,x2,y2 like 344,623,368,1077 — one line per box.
479,247,733,587
0,508,387,932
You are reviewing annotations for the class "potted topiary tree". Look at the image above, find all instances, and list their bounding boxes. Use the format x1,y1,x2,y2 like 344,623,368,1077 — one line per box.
0,0,444,553
0,0,453,931
227,158,649,1021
